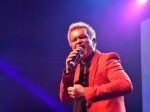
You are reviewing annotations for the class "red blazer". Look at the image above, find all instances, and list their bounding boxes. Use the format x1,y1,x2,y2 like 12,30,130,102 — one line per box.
60,50,133,112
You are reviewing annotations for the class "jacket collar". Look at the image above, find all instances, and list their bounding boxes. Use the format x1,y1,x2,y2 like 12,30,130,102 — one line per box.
74,50,102,84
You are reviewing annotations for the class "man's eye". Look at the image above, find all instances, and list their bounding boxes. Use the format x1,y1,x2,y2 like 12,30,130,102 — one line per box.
79,35,87,39
72,38,77,42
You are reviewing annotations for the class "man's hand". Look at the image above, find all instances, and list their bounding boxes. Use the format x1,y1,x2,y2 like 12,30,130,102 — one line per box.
66,47,83,74
67,84,85,100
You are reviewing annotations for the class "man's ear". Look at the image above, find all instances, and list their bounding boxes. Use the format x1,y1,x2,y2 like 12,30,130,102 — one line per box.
92,38,96,45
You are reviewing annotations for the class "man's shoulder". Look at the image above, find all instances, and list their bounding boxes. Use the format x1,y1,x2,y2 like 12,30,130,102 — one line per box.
97,51,120,61
102,52,119,57
92,50,120,65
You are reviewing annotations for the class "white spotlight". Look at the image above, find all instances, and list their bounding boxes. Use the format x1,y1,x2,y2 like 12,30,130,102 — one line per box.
138,0,148,4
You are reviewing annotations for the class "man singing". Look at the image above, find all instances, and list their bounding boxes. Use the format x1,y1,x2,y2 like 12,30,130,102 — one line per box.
59,22,133,112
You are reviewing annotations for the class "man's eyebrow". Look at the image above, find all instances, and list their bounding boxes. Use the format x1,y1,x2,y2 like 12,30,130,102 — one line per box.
78,34,86,36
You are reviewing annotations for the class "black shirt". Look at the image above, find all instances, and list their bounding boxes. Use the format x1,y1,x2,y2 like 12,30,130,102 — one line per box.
73,51,95,112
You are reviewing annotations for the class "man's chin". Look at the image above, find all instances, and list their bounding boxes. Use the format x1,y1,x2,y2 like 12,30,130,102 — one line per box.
80,54,87,60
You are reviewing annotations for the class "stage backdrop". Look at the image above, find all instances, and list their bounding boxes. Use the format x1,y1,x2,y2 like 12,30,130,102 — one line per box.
141,18,150,112
0,0,149,112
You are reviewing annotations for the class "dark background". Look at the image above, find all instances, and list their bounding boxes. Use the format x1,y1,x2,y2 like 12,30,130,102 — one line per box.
0,0,150,112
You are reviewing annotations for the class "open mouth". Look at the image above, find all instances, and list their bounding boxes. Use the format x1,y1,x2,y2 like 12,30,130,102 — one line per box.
80,45,85,54
80,45,85,49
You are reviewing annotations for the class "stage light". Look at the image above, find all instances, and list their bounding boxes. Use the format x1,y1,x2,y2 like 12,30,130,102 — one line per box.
0,59,69,112
138,0,148,4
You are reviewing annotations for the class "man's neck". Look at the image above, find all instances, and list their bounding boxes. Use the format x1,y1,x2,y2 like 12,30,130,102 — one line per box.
81,51,95,66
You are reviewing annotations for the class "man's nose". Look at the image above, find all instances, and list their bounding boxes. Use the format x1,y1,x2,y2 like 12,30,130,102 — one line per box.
76,38,82,44
75,39,82,48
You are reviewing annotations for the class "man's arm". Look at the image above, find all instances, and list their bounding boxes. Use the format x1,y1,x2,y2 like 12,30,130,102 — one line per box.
59,71,74,103
84,52,133,103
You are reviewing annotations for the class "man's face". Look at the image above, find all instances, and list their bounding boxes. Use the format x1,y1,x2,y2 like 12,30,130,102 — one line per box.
69,28,95,60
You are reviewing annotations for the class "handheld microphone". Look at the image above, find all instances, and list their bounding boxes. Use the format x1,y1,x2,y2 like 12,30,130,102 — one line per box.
68,47,83,70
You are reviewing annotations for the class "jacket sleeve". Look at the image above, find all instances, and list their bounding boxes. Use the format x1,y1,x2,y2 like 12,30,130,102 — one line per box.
59,70,74,103
83,52,133,103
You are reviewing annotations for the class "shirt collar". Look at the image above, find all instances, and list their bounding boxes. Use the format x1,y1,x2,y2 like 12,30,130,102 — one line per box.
80,51,95,67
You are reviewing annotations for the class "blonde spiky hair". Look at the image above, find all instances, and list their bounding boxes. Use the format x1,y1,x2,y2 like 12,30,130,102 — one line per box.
67,21,96,49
